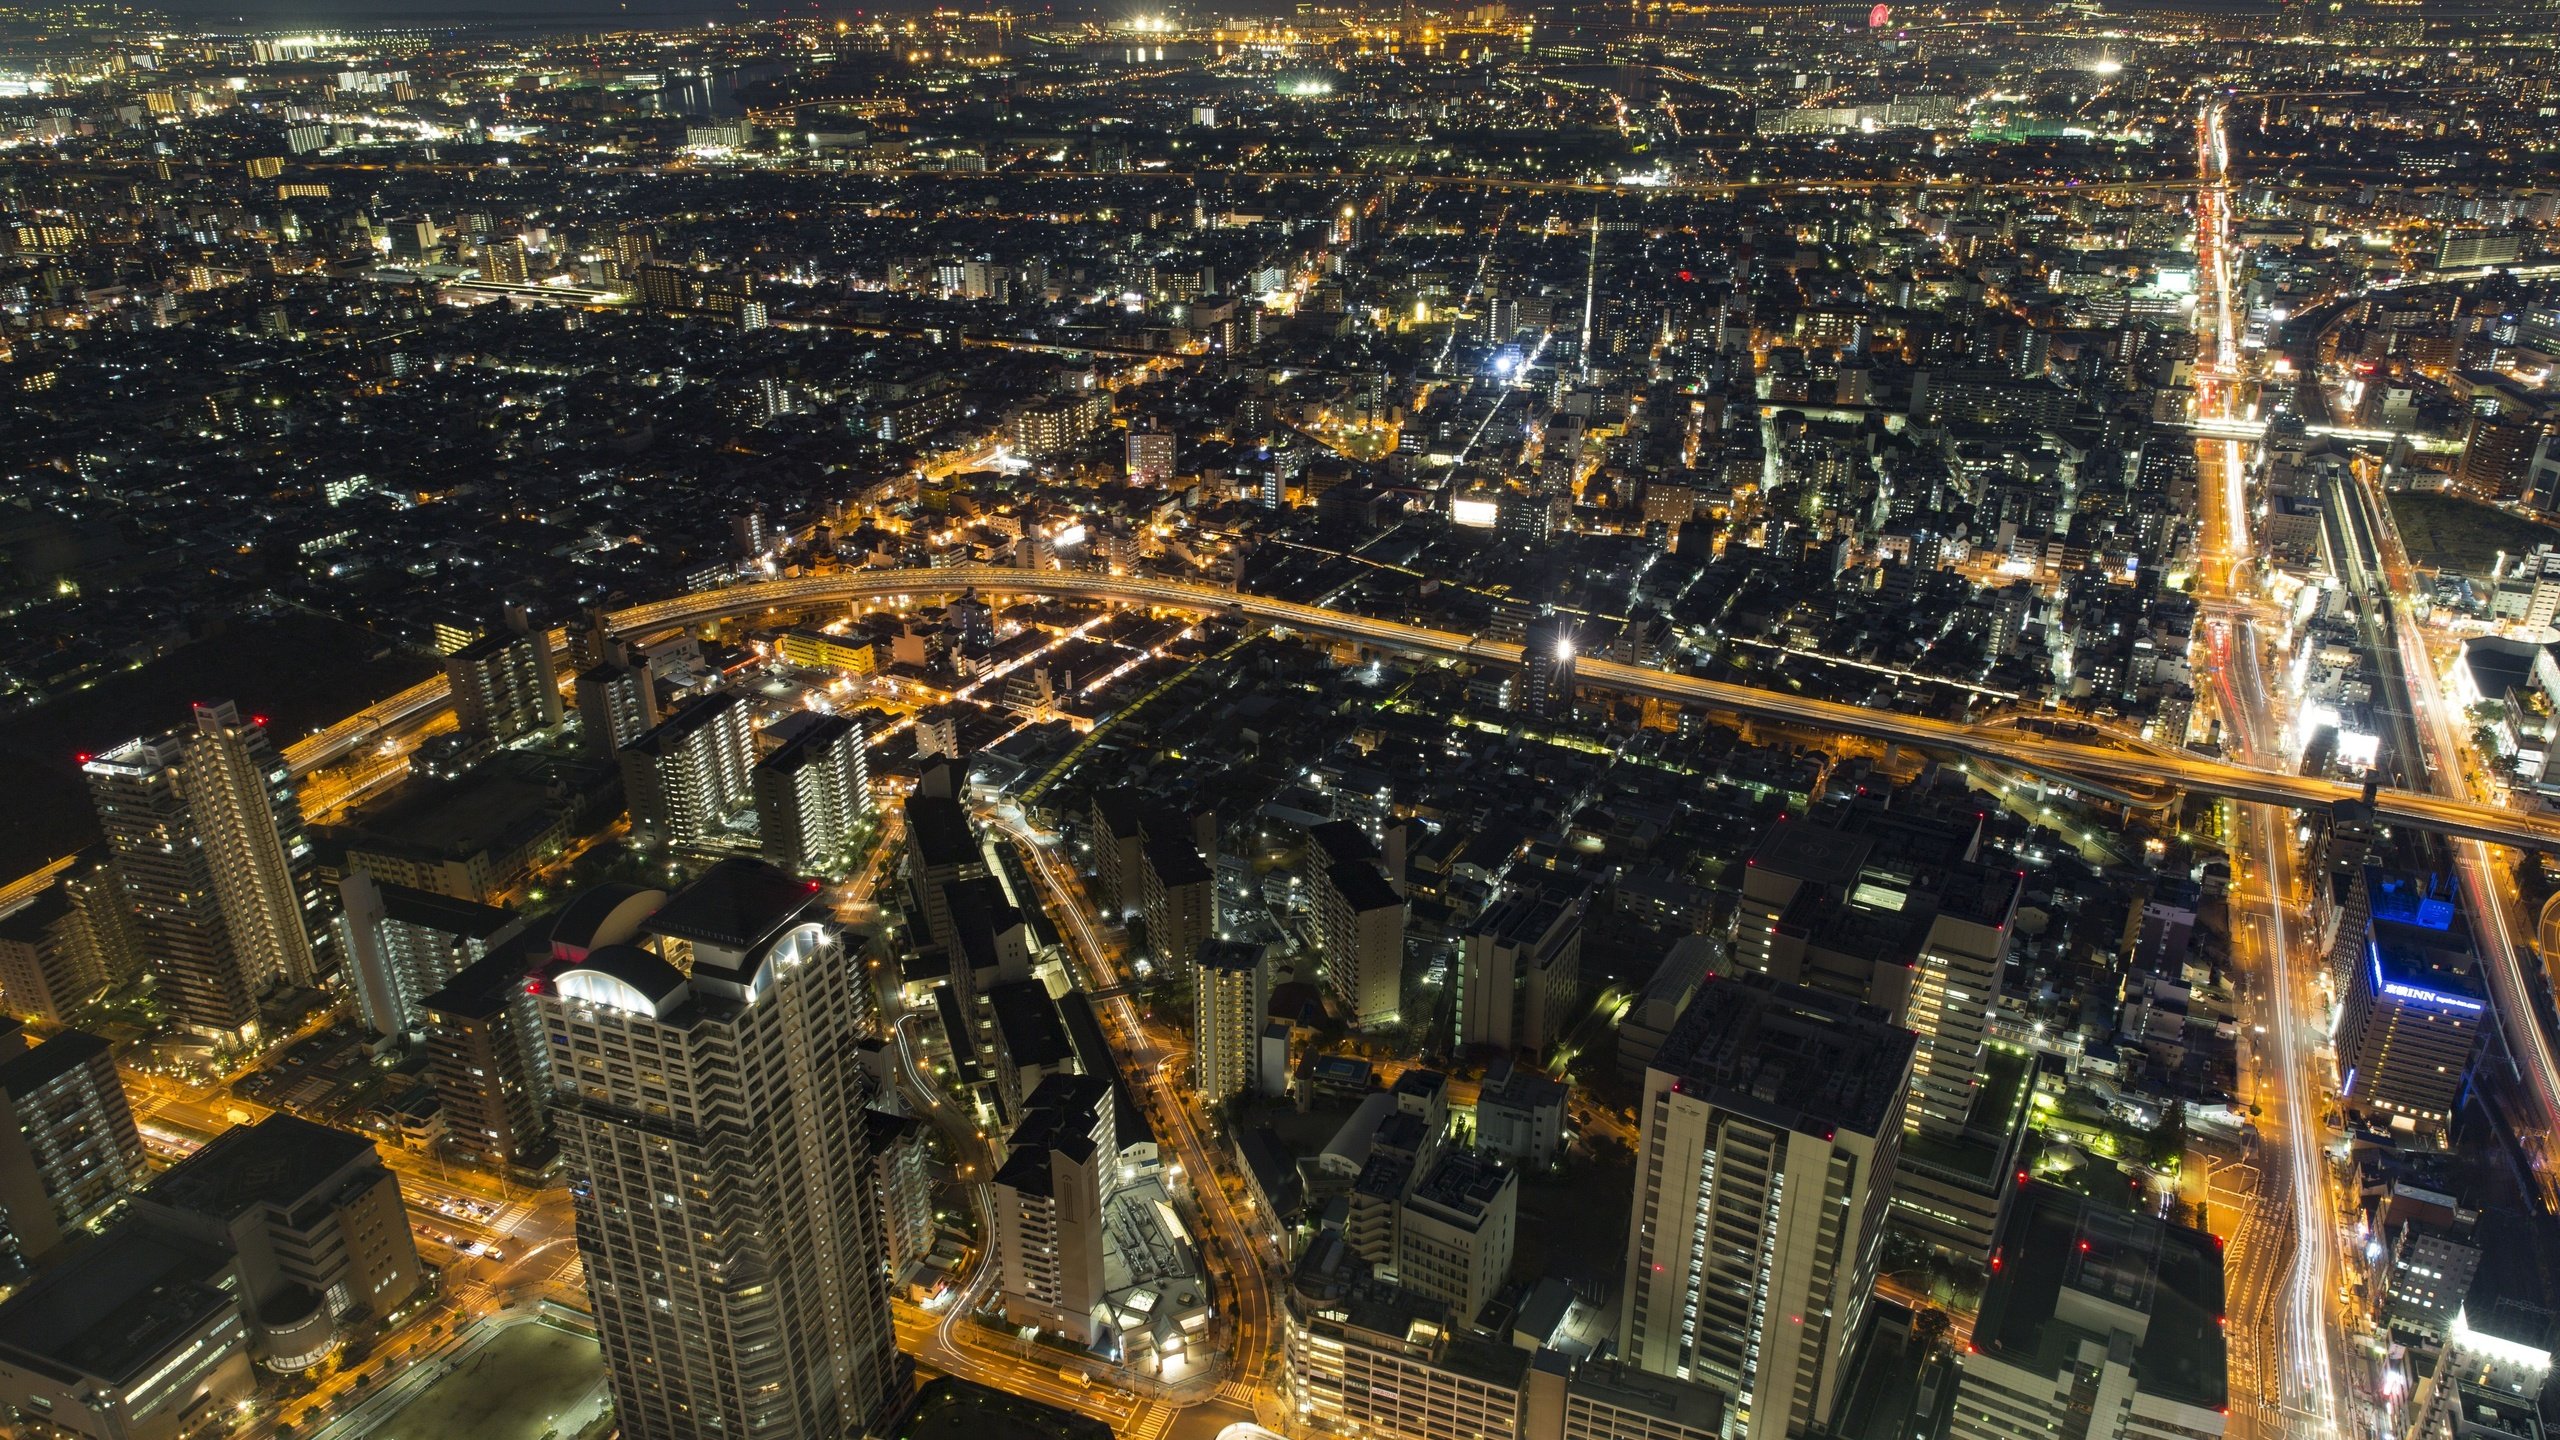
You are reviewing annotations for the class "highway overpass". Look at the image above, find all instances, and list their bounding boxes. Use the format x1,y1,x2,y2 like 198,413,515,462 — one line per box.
285,565,2560,853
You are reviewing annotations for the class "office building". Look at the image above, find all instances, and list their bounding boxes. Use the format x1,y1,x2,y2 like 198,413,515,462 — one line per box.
1457,880,1588,1057
991,1072,1116,1345
1517,615,1579,718
129,1114,421,1369
1618,974,1915,1440
338,871,525,1040
2336,910,2485,1147
1194,939,1270,1104
754,711,871,876
540,860,908,1440
85,703,322,1040
445,620,562,743
2407,1300,2554,1440
1950,1182,2227,1440
0,1026,141,1271
904,793,992,969
574,659,659,758
618,691,755,845
419,945,552,1168
0,1227,253,1440
1138,832,1216,978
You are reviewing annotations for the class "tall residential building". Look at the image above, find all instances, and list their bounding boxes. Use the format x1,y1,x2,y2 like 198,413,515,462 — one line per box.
1127,422,1176,485
539,860,908,1440
338,871,524,1040
1951,1182,2227,1440
1138,832,1215,978
1618,973,1915,1440
1193,939,1270,1104
445,622,562,742
618,691,755,845
182,703,325,989
129,1114,422,1369
58,849,145,990
864,1108,935,1281
990,1072,1116,1345
419,945,553,1168
1516,615,1579,718
0,1025,142,1271
85,703,321,1040
1311,822,1405,1029
1456,879,1588,1057
0,887,112,1023
2336,907,2485,1147
754,712,871,875
574,659,659,758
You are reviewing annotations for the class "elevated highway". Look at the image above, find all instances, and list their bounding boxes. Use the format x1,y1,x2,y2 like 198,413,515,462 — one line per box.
284,565,2560,853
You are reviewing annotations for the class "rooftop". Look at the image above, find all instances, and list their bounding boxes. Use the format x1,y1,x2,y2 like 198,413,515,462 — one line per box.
646,857,822,952
1974,1181,2228,1413
1648,971,1916,1139
143,1113,380,1223
0,1224,237,1387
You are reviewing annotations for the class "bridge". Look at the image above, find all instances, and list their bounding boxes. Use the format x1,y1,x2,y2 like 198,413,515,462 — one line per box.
282,566,2560,853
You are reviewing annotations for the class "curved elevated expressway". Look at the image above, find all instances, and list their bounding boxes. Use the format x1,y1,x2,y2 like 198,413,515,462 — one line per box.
283,565,2560,853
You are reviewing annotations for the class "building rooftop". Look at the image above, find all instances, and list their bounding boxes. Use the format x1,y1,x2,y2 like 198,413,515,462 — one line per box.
987,979,1075,1072
1975,1181,2228,1413
1195,938,1266,974
143,1113,379,1224
1648,971,1917,1138
620,689,742,756
0,1028,111,1099
907,795,979,872
646,857,822,952
759,710,861,775
419,941,540,1022
0,1224,237,1388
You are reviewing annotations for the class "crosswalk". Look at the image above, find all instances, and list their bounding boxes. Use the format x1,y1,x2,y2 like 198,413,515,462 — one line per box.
1216,1380,1254,1405
1122,1402,1172,1440
490,1197,538,1233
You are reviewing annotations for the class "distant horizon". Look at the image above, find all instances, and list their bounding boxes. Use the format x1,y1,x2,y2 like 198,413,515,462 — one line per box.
149,0,1063,23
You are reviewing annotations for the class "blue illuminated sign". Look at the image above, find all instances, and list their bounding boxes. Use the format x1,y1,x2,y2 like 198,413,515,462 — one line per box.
2371,945,2484,1014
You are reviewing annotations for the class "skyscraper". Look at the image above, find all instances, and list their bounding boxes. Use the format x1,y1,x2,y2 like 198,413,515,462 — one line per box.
1618,973,1914,1440
1193,938,1270,1103
539,859,908,1440
85,702,323,1040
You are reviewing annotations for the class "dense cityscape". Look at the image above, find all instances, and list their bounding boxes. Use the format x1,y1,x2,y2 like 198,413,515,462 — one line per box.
5,2,2560,1440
